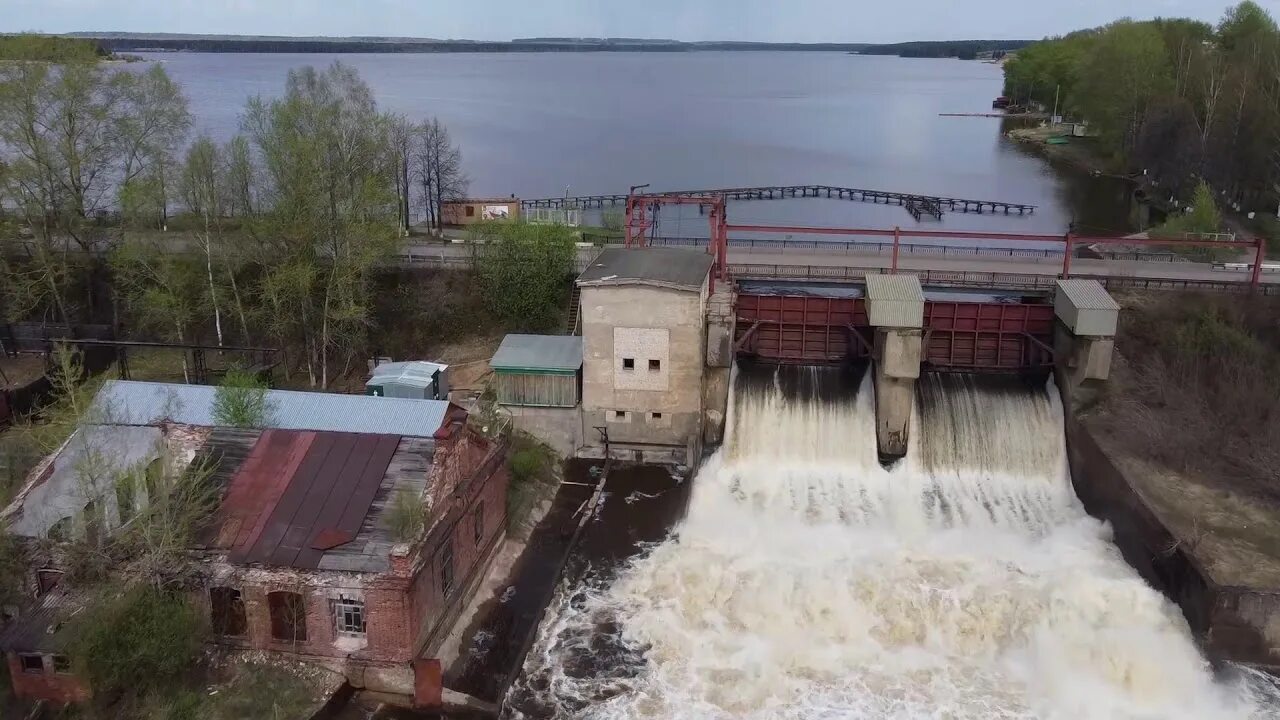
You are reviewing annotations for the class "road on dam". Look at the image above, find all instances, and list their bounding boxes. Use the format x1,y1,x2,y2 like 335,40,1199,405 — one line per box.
403,241,1279,287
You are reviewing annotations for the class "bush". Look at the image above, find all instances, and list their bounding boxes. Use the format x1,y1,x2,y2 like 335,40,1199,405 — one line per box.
386,489,424,543
67,586,207,699
510,449,543,484
211,367,271,428
473,221,575,332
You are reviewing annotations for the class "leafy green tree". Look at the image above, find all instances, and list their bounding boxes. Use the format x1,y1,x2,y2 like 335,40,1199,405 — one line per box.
242,62,400,387
66,585,207,699
111,240,208,382
211,367,272,428
473,220,576,332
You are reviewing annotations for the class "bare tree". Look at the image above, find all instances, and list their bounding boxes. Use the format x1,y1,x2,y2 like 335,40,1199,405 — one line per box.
411,117,468,232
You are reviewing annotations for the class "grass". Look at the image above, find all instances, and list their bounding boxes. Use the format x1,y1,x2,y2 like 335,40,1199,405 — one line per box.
506,432,561,539
1095,292,1280,503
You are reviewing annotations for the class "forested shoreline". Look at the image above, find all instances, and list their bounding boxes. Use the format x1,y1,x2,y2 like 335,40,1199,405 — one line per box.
1003,1,1280,215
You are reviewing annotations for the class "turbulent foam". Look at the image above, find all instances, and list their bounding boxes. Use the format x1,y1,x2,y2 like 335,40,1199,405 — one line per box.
510,365,1277,719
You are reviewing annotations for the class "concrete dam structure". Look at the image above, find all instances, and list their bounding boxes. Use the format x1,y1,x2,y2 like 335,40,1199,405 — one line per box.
488,244,1280,717
509,364,1279,719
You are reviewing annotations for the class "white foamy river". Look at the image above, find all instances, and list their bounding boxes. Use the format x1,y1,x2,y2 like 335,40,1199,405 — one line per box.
510,367,1279,719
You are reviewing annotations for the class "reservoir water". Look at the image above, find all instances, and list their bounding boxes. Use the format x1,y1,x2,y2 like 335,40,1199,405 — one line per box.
508,366,1279,719
143,52,1136,236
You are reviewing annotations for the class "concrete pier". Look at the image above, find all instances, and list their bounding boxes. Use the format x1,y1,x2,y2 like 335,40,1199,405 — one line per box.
703,285,736,445
864,274,925,458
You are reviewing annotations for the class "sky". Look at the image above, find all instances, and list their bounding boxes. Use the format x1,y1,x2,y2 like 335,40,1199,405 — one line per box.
3,0,1279,43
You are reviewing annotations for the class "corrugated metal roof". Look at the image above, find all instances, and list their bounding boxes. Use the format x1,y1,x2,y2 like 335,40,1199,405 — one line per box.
222,430,402,570
90,380,450,438
491,334,583,372
368,360,448,389
577,248,713,291
864,274,924,328
1055,279,1120,310
0,588,88,652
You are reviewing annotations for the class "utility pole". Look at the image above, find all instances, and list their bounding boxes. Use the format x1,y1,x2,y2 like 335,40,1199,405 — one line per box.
1052,84,1061,125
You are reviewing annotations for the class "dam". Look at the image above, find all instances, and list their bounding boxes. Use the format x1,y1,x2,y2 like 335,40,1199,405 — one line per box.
506,364,1278,718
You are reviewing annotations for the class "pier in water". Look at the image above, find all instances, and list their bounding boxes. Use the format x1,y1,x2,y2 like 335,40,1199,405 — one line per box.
509,365,1277,719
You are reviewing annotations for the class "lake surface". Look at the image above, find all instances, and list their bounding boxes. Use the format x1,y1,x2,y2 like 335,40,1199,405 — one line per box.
142,52,1135,236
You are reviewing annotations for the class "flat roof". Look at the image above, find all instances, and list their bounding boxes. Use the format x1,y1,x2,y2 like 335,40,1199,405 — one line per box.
91,380,451,438
577,247,714,291
491,334,583,373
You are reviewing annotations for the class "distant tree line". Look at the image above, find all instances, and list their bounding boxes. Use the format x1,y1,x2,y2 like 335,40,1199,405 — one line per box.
0,36,469,388
1003,1,1280,212
859,40,1033,60
0,35,109,62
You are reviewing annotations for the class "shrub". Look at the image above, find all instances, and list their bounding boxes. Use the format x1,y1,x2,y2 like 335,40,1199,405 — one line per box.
66,585,207,699
211,367,271,428
386,489,424,543
510,449,543,485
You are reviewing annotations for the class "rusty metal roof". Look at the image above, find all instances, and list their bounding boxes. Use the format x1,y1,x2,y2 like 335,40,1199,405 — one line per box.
0,589,89,653
219,430,403,570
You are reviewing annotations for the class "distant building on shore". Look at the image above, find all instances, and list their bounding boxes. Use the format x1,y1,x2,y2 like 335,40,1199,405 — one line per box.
440,198,521,226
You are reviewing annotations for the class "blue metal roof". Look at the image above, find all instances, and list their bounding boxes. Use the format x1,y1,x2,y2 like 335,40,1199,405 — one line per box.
490,334,583,372
90,380,450,438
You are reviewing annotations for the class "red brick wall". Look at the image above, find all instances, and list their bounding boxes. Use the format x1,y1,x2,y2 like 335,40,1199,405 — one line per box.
5,652,90,704
203,579,416,665
408,434,510,654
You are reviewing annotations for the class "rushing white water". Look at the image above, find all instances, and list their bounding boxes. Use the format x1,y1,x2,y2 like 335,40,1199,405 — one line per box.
511,366,1279,719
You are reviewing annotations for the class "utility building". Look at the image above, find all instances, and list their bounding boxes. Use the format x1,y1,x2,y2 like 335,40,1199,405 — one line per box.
366,360,451,401
577,247,714,459
490,335,583,409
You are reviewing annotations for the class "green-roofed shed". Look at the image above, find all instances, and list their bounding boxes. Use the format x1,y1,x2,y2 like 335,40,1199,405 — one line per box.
490,334,583,408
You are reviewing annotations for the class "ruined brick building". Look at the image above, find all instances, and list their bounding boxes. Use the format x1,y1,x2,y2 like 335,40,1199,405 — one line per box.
0,380,509,705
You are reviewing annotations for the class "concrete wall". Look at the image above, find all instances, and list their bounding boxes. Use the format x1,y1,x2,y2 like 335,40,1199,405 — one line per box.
504,405,583,458
1066,416,1280,670
581,283,706,448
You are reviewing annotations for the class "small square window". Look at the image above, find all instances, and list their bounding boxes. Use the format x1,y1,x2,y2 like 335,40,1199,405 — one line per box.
651,412,663,420
622,358,635,370
334,596,366,636
52,655,71,674
20,654,44,674
465,206,476,217
648,359,661,371
614,410,627,420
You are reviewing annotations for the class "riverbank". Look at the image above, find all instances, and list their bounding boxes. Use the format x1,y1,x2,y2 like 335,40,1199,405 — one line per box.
1006,124,1127,178
1068,291,1280,670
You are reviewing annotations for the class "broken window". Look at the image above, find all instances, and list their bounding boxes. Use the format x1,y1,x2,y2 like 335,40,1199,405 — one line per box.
622,358,635,370
651,412,664,420
52,655,71,674
47,517,72,542
210,587,247,637
20,654,43,674
333,596,366,636
439,540,455,596
473,502,485,546
649,359,661,371
268,591,308,643
614,410,627,420
36,569,64,596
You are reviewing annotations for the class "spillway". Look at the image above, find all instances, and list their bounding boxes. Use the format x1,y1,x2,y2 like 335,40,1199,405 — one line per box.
509,364,1278,719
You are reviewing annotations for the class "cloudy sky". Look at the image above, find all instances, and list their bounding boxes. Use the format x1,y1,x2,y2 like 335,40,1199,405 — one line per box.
4,0,1278,43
